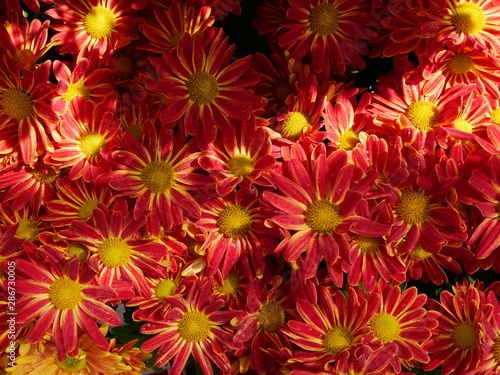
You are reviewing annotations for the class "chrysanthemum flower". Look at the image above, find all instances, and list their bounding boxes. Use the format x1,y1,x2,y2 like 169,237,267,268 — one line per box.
6,328,130,375
252,0,290,52
14,255,121,362
279,0,376,77
49,94,121,182
262,145,391,284
477,291,500,374
109,337,152,375
364,282,437,373
144,30,265,145
423,283,493,374
140,279,239,374
283,285,379,372
44,177,116,229
232,277,294,374
194,187,278,279
139,3,215,54
96,123,213,230
46,0,142,57
0,155,60,212
0,17,57,70
416,0,500,55
0,57,58,166
60,204,167,296
199,120,275,196
51,52,117,116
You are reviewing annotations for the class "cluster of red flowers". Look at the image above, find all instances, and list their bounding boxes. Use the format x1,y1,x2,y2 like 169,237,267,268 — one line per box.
1,0,500,374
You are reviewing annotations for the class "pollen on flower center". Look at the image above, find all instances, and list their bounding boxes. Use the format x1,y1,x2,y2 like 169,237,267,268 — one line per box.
492,336,500,364
280,111,310,140
84,6,116,40
369,312,401,343
97,237,133,268
154,279,177,300
308,1,341,36
453,321,477,350
48,276,84,311
451,2,485,35
228,155,255,177
68,241,88,261
63,80,90,102
406,101,440,131
15,219,38,241
454,117,473,133
355,235,382,254
490,108,500,125
411,244,432,259
447,53,474,75
216,271,241,296
177,309,212,343
258,301,285,333
323,326,354,354
338,130,360,150
140,160,175,195
186,71,219,105
395,189,431,225
78,199,99,220
57,351,87,371
79,133,106,158
31,169,59,184
217,204,253,239
0,87,33,120
305,200,342,234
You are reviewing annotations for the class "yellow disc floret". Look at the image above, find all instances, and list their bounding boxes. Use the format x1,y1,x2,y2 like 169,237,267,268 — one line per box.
63,80,90,102
48,276,84,311
0,87,33,120
258,301,285,333
447,53,474,75
305,200,342,234
154,279,177,300
15,219,38,241
228,155,255,177
395,189,431,225
323,326,353,354
451,2,485,35
140,160,175,195
368,312,401,343
84,6,116,40
57,351,87,371
79,133,106,158
280,111,310,140
97,237,133,268
309,1,341,36
186,71,219,105
453,321,477,350
177,310,211,343
406,101,440,131
217,204,253,239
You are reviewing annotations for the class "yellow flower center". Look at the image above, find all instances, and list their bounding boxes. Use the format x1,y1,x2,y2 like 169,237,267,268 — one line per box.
140,160,175,195
355,235,382,254
447,52,474,75
323,326,354,354
454,117,473,133
186,71,219,105
0,87,33,120
453,321,477,350
79,133,106,158
369,312,401,343
30,169,59,184
57,351,87,371
15,219,38,241
395,189,431,225
177,309,212,343
84,6,116,40
451,2,485,35
228,155,255,177
308,1,341,36
154,279,177,300
406,101,440,131
217,204,253,239
258,301,285,333
273,78,293,106
338,130,360,150
62,80,90,102
216,271,241,296
78,199,99,220
492,336,500,364
97,237,133,268
280,111,310,140
411,244,432,259
490,108,500,125
48,276,84,311
305,200,342,234
68,241,88,261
